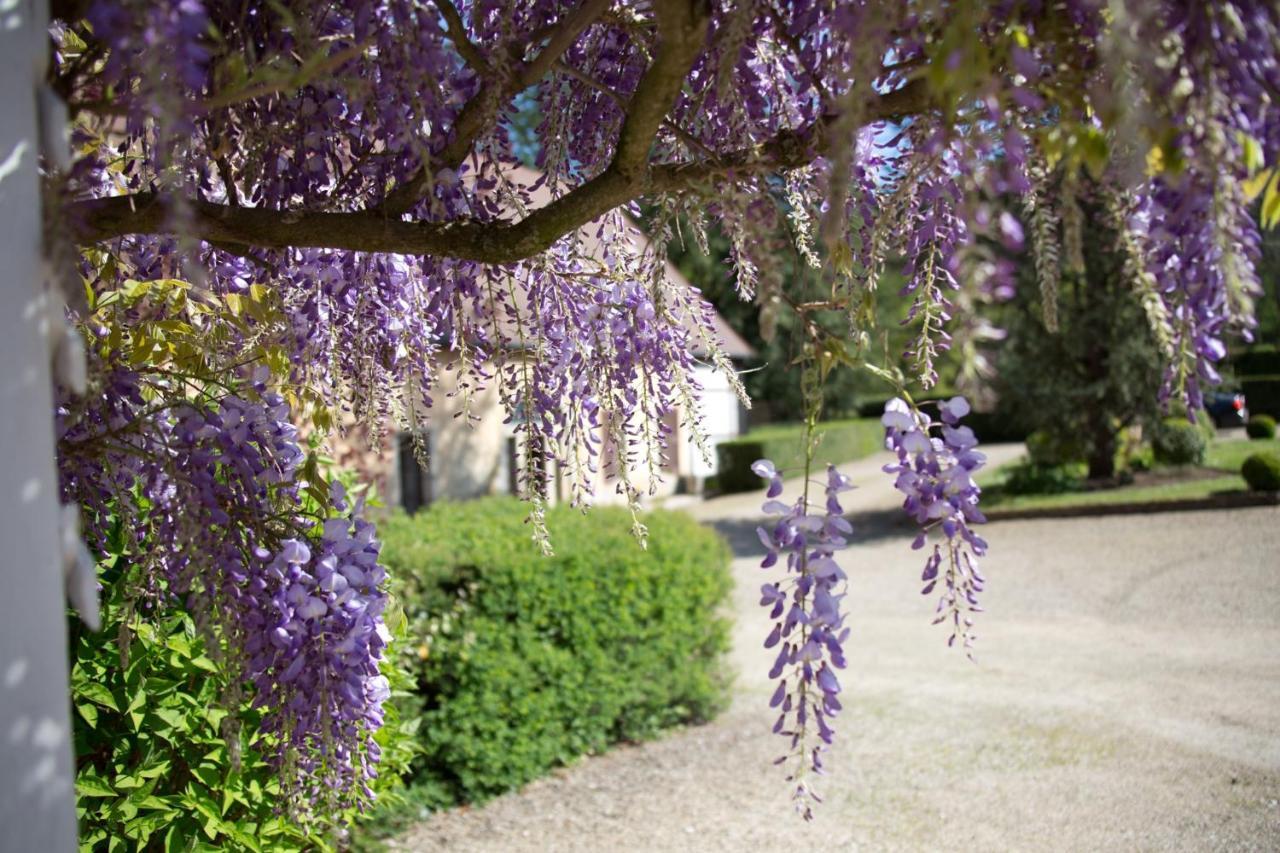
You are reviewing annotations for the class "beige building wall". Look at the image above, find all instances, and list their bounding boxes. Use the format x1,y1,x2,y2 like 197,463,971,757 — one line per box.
325,354,751,513
413,378,514,503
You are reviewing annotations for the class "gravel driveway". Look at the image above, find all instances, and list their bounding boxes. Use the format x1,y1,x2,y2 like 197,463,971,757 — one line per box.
394,448,1280,852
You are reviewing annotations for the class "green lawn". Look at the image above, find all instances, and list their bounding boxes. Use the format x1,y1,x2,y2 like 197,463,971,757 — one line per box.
981,474,1246,513
1204,436,1280,471
978,436,1280,513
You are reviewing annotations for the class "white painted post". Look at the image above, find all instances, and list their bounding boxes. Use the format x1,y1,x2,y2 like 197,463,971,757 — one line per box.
0,0,79,849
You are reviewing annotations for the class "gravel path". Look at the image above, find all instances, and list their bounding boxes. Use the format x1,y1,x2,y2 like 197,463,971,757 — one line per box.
394,448,1280,852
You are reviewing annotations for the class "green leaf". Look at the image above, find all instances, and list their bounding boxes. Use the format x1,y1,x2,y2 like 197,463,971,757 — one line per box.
113,773,146,791
77,682,119,712
191,764,220,791
165,633,193,657
76,773,116,798
189,654,218,673
79,829,108,852
76,702,100,730
152,707,187,731
124,811,170,845
1262,172,1280,230
204,706,229,729
137,758,173,779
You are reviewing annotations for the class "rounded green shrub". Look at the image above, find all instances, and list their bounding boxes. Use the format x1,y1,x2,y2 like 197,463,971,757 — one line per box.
1025,430,1086,467
380,498,732,805
1246,414,1277,440
1242,452,1280,491
1002,460,1086,495
1194,408,1218,444
1151,417,1208,466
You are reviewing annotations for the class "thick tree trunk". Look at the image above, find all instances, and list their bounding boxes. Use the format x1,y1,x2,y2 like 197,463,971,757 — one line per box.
1086,419,1117,481
0,2,79,849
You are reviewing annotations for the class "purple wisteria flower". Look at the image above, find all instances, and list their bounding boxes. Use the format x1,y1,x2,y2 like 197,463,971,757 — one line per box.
57,358,391,812
756,461,853,820
246,489,391,808
882,396,988,655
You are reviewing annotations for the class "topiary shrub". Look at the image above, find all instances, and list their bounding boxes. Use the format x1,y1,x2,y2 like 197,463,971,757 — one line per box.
1151,417,1208,466
1246,414,1277,440
380,498,732,805
1025,430,1086,467
1002,460,1086,495
1242,452,1280,492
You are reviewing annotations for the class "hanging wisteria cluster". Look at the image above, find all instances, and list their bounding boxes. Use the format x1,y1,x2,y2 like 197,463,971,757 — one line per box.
754,460,853,821
56,294,392,812
45,0,1278,822
881,396,989,655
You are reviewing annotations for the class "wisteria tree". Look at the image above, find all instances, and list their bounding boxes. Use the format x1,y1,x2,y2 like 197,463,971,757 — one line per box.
9,0,1277,841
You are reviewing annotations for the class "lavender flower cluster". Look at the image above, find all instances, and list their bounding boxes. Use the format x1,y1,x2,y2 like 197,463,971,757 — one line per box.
58,359,390,812
753,460,853,821
245,488,391,811
881,396,988,654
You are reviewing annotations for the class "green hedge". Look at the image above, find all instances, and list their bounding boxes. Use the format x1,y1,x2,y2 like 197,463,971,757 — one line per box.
379,499,732,805
1248,414,1278,440
1152,417,1208,466
1242,452,1280,491
715,418,885,493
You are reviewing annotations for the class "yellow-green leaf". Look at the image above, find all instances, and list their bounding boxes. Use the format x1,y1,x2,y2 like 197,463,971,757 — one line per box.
1262,172,1280,230
1242,167,1274,201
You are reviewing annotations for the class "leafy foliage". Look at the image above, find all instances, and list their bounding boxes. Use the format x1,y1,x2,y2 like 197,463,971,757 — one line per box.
1241,452,1280,491
72,589,306,851
1151,419,1209,467
1248,415,1278,439
1024,430,1086,468
1000,460,1088,496
377,499,732,805
715,418,886,493
60,268,416,840
72,519,420,851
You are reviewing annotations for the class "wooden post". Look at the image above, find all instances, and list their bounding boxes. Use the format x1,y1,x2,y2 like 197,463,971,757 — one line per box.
0,1,79,849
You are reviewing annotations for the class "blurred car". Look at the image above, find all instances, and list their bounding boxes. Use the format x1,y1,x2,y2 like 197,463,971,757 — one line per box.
1204,390,1249,428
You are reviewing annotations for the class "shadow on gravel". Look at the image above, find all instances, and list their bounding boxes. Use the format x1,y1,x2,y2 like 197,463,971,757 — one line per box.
708,507,916,559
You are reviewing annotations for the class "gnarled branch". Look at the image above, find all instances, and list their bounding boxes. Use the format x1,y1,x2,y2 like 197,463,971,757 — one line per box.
381,0,613,214
67,68,930,264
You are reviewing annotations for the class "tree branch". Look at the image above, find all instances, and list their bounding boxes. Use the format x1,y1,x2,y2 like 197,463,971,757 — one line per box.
435,0,492,78
553,60,717,161
68,75,931,263
611,0,709,178
381,0,613,214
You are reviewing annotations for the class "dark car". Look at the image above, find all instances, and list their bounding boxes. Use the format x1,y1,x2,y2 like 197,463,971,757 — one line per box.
1204,390,1249,428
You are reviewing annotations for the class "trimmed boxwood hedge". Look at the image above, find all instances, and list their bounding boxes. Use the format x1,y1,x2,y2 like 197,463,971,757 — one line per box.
378,498,732,805
715,417,886,493
1152,417,1209,466
1247,414,1277,440
1242,452,1280,492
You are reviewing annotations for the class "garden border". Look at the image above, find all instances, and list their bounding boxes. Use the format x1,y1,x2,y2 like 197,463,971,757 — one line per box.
984,490,1279,522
